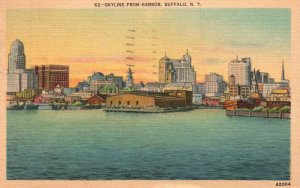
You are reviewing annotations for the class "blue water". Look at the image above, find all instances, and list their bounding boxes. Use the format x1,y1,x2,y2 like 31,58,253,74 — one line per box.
7,109,290,180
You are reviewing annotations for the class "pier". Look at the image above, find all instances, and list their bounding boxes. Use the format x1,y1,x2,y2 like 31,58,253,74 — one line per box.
226,110,290,119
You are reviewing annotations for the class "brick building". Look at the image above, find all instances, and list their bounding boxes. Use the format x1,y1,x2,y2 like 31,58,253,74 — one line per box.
35,65,69,90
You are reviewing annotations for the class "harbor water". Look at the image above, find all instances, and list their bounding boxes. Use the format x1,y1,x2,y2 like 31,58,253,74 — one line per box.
7,109,290,180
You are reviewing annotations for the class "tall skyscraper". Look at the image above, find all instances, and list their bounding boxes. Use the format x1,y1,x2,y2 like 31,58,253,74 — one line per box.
8,39,26,74
228,56,252,86
158,53,176,83
7,39,37,92
35,65,69,90
158,50,196,85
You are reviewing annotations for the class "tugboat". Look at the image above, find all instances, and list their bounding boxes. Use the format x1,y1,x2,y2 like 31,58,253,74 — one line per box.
223,100,237,110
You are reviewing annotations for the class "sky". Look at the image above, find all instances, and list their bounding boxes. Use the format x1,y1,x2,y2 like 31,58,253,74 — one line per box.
7,8,290,87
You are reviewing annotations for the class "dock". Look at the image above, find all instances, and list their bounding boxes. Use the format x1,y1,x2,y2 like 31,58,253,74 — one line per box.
226,110,290,119
103,106,194,113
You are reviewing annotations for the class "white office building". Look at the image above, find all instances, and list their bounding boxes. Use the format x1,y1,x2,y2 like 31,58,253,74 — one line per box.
228,57,252,85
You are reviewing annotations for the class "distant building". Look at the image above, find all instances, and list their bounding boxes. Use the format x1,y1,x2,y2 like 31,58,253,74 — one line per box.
229,85,239,99
76,81,90,92
70,91,93,100
196,83,205,94
253,69,269,84
268,78,275,84
193,93,203,105
140,82,166,93
35,65,69,90
158,54,176,83
87,72,123,92
240,85,251,99
15,89,37,99
158,50,196,85
228,56,251,85
125,67,134,89
7,39,37,92
204,73,226,97
163,82,193,92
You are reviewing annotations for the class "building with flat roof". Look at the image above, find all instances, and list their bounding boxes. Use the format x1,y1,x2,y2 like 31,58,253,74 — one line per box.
228,56,251,86
106,90,192,109
204,73,226,97
35,65,69,90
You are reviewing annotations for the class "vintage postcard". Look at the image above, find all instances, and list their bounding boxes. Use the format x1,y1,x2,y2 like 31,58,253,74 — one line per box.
0,0,299,188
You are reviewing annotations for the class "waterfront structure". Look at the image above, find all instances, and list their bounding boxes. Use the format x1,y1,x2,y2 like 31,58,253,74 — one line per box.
35,65,69,90
262,83,288,98
70,91,93,100
158,50,196,85
164,90,193,106
204,73,226,97
86,94,106,106
202,97,221,107
64,96,81,104
7,39,37,92
266,87,290,108
228,56,251,85
106,93,185,108
106,90,192,109
192,93,203,105
33,94,55,104
15,89,37,99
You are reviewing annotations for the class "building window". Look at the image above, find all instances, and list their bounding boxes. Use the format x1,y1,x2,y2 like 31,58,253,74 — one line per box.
136,101,139,105
119,101,121,105
127,101,130,105
110,101,113,105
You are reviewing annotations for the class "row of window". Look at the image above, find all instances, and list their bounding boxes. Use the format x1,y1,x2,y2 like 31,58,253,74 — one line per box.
110,101,139,105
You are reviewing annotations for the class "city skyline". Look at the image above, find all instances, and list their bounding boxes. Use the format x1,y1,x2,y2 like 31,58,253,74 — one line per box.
7,9,290,86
